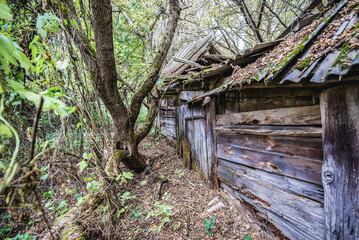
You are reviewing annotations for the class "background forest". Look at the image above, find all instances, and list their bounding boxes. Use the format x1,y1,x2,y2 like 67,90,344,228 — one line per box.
0,0,316,239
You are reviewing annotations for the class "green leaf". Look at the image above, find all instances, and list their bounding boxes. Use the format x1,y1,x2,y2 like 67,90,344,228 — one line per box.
7,80,69,117
86,181,99,193
77,160,88,172
243,236,252,240
0,124,12,138
41,174,49,180
122,172,133,179
0,0,12,19
43,189,55,198
76,122,82,128
36,13,61,38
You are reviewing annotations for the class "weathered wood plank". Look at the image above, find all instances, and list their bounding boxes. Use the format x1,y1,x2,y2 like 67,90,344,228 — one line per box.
217,143,322,184
320,84,359,240
220,181,325,240
206,100,218,188
179,91,204,101
218,159,324,202
216,105,321,126
215,125,322,137
217,132,323,161
160,118,176,138
239,96,317,112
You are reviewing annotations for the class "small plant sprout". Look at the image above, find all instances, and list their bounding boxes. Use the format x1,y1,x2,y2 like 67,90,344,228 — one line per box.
243,235,252,240
205,216,215,236
129,206,142,220
175,169,185,178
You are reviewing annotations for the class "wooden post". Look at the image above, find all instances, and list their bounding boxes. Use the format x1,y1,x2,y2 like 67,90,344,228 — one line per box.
206,99,218,189
320,84,359,240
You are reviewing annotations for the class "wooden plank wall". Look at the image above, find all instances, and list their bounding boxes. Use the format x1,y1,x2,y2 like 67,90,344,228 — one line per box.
158,99,176,138
216,88,325,240
176,96,210,179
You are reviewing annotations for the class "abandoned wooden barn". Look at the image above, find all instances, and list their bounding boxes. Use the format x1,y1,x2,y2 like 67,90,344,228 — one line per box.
157,1,359,239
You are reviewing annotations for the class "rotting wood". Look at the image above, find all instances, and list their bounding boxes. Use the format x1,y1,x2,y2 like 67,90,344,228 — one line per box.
220,181,324,240
320,84,359,240
215,125,322,137
217,143,323,184
216,105,321,126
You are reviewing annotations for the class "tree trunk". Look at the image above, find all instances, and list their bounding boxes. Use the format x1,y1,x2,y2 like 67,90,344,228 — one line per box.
61,0,179,172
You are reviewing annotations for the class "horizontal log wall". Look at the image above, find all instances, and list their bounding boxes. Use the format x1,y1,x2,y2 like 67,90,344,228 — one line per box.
216,89,325,240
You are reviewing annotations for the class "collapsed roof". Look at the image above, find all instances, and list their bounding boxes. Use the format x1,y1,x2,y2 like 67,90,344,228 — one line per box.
161,0,359,103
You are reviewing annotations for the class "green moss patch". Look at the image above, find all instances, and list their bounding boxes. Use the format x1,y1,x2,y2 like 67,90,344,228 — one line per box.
297,57,312,70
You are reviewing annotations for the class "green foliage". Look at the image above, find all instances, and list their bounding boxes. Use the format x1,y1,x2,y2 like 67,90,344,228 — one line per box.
7,80,69,117
5,231,35,240
243,235,252,240
129,206,142,220
0,0,12,20
204,216,215,236
86,181,99,193
0,34,35,74
118,191,136,206
116,171,134,184
36,13,61,38
146,201,172,232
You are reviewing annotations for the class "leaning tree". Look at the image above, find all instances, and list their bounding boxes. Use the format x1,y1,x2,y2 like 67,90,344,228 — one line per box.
57,0,180,171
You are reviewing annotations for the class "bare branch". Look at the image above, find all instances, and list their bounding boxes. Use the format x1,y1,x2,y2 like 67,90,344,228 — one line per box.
119,8,146,38
130,0,180,125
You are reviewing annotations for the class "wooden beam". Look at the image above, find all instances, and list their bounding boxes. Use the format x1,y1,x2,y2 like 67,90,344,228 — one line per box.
320,84,359,239
216,105,321,126
215,125,322,137
173,57,203,67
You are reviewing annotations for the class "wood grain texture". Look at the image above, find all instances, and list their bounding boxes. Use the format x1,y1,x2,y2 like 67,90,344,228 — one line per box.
206,100,218,188
215,125,322,137
239,96,317,112
217,132,323,160
217,142,322,184
320,84,359,240
220,181,324,240
216,105,321,126
218,159,324,202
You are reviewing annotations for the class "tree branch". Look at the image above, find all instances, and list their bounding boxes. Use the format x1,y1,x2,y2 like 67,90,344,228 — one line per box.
233,0,264,43
119,8,146,38
263,0,287,29
129,0,180,125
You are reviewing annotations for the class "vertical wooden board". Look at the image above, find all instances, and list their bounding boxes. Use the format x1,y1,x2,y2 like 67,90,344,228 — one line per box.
220,182,324,240
320,84,359,240
206,100,218,188
217,132,323,160
193,119,208,177
217,142,323,184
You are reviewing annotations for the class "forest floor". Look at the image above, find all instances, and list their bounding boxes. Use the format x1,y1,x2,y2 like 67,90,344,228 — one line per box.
114,135,274,240
5,135,275,240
